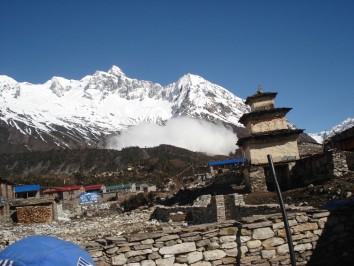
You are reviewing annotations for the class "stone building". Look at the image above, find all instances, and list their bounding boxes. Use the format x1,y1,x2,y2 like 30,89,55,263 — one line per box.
237,86,303,191
0,178,16,221
0,178,15,201
324,125,354,152
208,158,246,174
9,197,59,223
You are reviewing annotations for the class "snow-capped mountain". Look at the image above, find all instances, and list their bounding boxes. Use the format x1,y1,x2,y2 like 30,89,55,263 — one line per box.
309,117,354,144
0,66,249,153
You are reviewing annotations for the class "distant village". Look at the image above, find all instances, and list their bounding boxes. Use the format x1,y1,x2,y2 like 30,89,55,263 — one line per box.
0,159,244,223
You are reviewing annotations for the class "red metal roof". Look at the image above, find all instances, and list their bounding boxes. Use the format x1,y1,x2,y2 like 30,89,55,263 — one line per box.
43,184,104,194
85,184,104,191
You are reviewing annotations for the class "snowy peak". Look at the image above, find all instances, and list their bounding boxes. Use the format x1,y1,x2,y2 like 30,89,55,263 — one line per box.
0,75,17,84
309,117,354,144
177,73,206,88
165,73,249,125
0,66,249,153
0,75,17,92
108,65,126,77
329,117,354,134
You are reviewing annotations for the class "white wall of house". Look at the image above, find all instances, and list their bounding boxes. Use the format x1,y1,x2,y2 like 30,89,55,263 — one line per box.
245,139,300,164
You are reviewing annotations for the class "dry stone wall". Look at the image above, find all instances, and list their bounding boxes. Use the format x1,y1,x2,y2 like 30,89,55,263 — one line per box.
345,151,354,171
292,151,351,186
82,206,354,265
152,194,245,224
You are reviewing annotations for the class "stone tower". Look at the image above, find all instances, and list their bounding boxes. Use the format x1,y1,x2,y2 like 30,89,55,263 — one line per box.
237,86,303,191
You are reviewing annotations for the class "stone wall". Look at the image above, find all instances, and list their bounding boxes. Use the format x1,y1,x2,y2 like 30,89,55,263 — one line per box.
82,206,354,265
297,142,323,158
245,139,300,165
101,191,138,203
250,97,274,112
242,166,267,192
152,194,317,226
329,151,349,176
292,151,350,186
152,194,245,224
248,117,288,134
345,151,354,171
0,182,15,200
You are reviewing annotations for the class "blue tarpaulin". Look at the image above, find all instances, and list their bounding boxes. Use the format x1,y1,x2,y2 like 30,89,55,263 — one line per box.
324,199,354,208
80,192,98,204
0,236,95,266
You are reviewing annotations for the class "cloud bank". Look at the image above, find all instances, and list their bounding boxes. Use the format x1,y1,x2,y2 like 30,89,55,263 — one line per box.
106,117,237,155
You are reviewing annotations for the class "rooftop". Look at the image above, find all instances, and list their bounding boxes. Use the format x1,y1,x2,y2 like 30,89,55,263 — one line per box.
43,184,104,194
245,87,278,105
239,107,292,125
237,129,304,146
208,158,247,167
15,184,41,193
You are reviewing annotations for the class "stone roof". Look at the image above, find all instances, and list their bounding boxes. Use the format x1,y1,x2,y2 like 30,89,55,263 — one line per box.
245,91,277,105
239,107,292,126
237,129,304,146
326,125,354,143
324,125,354,151
8,196,57,207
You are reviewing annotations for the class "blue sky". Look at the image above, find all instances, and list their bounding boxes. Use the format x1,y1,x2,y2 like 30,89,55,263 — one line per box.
0,0,353,133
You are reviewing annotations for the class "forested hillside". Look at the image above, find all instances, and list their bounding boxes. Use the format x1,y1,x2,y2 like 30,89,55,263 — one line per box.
0,145,229,188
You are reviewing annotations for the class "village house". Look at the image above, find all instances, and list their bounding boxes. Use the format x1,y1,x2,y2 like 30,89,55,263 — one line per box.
208,158,246,174
237,86,303,191
43,184,105,200
1,180,59,223
8,197,58,223
136,183,157,193
101,183,137,203
0,178,15,201
291,125,354,184
15,184,41,199
0,178,16,221
325,125,354,152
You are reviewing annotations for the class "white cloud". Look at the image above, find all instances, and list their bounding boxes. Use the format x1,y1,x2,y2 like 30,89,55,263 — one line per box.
106,117,237,155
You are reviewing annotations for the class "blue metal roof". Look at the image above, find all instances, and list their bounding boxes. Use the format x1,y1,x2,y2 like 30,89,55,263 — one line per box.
15,184,41,193
208,158,246,167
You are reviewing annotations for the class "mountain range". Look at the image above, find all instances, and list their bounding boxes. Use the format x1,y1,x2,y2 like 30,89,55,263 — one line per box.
1,66,352,154
0,66,249,154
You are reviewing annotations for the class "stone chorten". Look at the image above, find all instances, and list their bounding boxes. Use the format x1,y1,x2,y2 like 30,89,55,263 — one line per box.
237,86,303,190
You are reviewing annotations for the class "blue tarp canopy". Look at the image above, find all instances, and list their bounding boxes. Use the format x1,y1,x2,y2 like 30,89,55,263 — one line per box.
0,235,95,265
324,199,354,207
15,184,41,193
208,158,246,167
